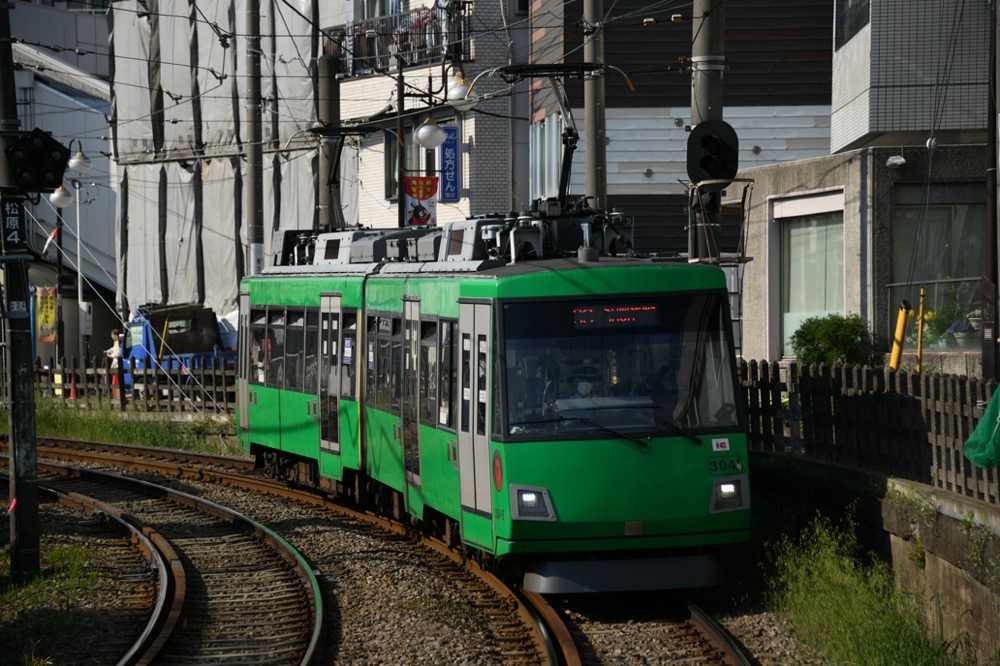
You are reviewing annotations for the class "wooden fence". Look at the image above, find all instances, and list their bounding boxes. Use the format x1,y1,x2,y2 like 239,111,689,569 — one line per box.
33,357,237,414
741,360,1000,507
22,356,1000,506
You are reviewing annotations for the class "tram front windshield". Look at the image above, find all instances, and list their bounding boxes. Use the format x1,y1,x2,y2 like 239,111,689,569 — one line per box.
503,293,739,437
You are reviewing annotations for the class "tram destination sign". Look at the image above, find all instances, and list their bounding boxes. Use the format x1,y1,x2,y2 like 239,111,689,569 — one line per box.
573,304,659,329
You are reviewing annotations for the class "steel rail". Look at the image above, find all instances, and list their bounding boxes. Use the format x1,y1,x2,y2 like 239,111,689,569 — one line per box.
688,603,754,666
34,460,324,666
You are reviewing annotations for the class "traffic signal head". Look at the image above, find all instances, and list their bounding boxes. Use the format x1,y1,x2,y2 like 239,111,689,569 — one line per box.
4,128,70,193
686,119,739,191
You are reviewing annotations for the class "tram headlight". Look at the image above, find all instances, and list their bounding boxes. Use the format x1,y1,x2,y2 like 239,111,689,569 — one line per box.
511,485,557,521
709,475,748,514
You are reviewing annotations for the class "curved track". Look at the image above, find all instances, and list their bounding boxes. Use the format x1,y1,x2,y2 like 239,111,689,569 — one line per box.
3,449,323,665
8,438,755,664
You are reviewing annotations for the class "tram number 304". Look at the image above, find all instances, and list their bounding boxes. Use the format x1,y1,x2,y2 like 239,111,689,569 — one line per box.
708,457,743,475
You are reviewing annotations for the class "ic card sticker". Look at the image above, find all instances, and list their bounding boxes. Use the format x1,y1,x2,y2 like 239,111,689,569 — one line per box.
711,438,731,452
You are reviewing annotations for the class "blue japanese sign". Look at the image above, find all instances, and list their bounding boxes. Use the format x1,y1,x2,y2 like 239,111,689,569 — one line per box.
439,126,460,204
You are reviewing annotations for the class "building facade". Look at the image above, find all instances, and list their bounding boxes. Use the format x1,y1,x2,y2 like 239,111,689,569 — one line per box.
740,0,992,375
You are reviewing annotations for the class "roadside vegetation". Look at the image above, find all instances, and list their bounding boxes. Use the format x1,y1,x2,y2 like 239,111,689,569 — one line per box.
0,541,95,666
0,396,241,456
767,511,967,665
788,313,878,366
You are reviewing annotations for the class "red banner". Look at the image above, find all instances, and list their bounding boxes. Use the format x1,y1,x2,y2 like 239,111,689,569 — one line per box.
403,176,438,226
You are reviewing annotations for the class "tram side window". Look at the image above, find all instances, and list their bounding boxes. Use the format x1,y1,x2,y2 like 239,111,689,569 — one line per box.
389,317,402,411
492,338,502,437
284,311,305,391
250,311,267,386
303,309,319,392
341,311,358,400
370,315,401,411
419,321,438,426
439,320,457,429
267,312,286,389
366,315,378,405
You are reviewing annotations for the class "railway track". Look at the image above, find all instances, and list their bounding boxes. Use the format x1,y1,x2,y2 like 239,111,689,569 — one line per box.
3,438,754,664
2,450,322,665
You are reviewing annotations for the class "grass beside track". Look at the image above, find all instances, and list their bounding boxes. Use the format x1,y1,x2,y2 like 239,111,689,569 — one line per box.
1,397,241,664
766,510,971,666
0,396,241,456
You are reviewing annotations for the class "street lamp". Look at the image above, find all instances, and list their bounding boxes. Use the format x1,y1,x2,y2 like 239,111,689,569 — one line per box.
48,139,92,368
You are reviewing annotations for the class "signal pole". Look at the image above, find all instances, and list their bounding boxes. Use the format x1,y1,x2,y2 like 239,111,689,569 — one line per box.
688,0,727,262
1,1,40,580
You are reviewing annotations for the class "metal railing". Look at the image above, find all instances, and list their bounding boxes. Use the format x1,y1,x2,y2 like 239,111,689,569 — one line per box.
886,277,982,351
324,4,472,77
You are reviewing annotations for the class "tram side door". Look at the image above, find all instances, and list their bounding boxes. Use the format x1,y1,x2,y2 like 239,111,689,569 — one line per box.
402,300,421,505
319,294,342,476
458,301,493,529
237,291,250,434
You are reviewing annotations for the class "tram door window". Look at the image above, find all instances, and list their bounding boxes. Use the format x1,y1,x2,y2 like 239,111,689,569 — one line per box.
320,296,341,453
267,312,286,389
250,310,267,386
460,333,471,432
439,320,457,429
419,321,438,425
403,302,421,485
341,310,358,400
476,334,487,436
366,315,378,405
284,311,305,391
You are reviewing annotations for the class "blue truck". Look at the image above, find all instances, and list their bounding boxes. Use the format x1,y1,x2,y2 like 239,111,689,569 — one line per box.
121,304,236,391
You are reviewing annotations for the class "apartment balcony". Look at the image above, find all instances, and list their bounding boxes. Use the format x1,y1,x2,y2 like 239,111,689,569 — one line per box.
324,4,472,79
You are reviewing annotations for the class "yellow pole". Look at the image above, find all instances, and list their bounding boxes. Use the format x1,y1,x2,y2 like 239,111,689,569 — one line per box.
916,288,926,373
889,300,912,370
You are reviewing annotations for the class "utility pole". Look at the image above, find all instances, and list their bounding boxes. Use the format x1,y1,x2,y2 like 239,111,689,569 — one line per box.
688,0,727,262
397,55,406,229
317,55,344,231
1,1,40,580
246,0,263,275
584,0,607,211
983,0,998,381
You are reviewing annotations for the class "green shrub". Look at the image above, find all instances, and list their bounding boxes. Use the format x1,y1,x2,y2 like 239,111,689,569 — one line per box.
789,313,877,366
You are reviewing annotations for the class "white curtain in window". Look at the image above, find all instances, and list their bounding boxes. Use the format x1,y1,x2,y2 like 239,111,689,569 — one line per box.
780,211,844,355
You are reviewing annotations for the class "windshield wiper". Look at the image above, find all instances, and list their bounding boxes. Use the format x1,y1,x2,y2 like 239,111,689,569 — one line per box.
651,412,701,445
555,415,653,452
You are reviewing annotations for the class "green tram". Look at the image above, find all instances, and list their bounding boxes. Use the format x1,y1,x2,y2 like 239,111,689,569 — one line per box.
237,212,749,592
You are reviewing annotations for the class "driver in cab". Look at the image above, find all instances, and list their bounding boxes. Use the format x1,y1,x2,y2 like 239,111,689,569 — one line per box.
554,368,599,417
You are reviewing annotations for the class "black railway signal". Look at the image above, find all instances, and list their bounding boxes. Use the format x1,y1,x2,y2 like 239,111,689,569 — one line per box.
686,119,739,192
4,128,70,193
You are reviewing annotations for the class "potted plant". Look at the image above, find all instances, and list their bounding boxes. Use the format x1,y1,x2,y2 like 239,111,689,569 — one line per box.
968,309,983,331
946,320,977,347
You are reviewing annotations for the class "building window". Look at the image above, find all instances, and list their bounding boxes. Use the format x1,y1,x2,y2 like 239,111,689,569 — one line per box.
889,183,985,347
781,211,845,356
835,0,870,50
768,191,846,358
